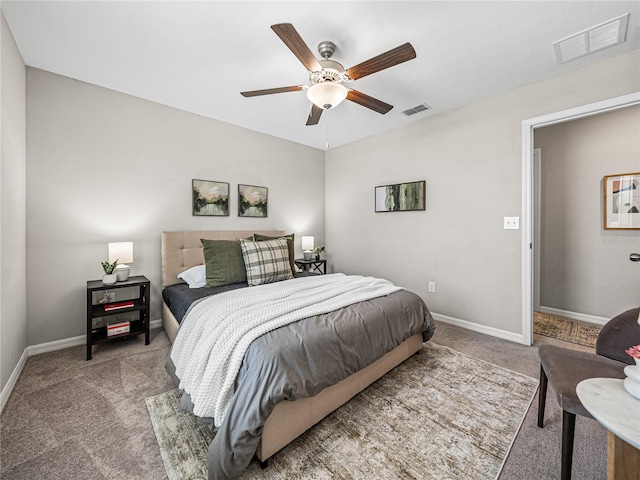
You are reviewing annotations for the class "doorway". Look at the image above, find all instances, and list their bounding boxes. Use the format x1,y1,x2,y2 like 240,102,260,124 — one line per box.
521,92,640,346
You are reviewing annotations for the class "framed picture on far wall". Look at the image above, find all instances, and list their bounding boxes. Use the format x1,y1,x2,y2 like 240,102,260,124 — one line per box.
603,172,640,230
192,179,229,216
238,184,268,217
375,180,426,212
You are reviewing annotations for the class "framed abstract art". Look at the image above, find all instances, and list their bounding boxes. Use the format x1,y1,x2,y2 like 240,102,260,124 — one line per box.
375,180,425,212
603,172,640,230
192,179,229,216
238,184,268,217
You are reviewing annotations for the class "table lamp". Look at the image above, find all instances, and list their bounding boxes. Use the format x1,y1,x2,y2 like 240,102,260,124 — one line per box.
109,242,134,281
301,236,314,260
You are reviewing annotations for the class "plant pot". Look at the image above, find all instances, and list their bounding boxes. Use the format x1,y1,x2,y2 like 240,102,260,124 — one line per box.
624,362,640,399
315,255,321,261
102,273,117,285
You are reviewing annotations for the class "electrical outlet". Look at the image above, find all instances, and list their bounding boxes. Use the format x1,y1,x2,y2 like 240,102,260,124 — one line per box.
428,281,436,293
504,216,520,229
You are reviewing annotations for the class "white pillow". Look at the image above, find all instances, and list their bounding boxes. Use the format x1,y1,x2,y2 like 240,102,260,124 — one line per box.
177,265,206,289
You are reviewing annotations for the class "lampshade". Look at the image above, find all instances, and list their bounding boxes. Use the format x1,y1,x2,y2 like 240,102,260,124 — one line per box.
301,236,314,251
108,242,133,264
306,82,348,110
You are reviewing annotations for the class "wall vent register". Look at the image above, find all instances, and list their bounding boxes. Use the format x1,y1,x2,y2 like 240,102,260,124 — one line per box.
552,13,629,64
403,103,432,116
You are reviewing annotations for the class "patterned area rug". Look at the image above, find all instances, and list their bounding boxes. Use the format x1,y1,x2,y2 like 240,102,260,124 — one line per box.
146,343,538,480
533,312,601,348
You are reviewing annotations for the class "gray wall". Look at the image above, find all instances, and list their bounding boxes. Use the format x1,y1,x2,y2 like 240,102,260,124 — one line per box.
1,13,27,393
6,34,640,390
26,68,325,346
325,51,640,336
535,105,640,318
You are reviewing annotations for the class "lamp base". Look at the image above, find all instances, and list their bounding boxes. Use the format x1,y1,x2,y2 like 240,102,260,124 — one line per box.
115,265,131,282
303,251,312,260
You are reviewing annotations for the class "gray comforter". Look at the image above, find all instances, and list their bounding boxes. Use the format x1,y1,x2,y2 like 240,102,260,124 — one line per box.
166,288,435,479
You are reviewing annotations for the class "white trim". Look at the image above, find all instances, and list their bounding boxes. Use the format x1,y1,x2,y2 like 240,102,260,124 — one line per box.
0,319,164,412
0,349,28,412
432,312,524,344
26,319,164,356
523,92,640,130
27,335,85,356
538,306,609,326
521,92,640,347
533,148,541,312
521,120,534,346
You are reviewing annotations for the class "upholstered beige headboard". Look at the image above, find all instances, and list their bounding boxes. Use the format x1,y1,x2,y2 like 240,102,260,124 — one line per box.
161,230,285,287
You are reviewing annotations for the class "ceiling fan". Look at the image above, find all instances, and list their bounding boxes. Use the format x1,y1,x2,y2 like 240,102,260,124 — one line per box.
240,23,416,126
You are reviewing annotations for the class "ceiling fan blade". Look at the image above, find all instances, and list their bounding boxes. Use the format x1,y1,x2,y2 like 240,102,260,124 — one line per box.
240,86,303,97
306,104,323,126
345,43,416,80
271,23,322,72
347,90,393,114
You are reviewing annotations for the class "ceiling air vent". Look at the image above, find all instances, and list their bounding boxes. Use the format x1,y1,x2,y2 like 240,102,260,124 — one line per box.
552,13,629,64
403,103,431,116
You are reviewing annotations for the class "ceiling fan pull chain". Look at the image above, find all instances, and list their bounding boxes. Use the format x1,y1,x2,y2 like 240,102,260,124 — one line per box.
326,124,330,150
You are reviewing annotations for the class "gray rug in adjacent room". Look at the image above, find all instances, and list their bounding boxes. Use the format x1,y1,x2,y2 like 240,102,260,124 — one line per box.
146,343,538,480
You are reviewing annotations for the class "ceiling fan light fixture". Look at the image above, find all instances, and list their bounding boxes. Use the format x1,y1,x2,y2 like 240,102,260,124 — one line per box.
306,82,348,110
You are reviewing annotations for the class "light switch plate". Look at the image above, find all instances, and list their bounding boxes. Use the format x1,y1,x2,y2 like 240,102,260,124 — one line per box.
504,216,520,229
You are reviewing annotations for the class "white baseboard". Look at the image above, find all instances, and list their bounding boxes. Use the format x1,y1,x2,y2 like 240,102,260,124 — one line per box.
0,348,29,412
27,335,86,356
1,319,164,413
432,312,525,344
537,306,608,326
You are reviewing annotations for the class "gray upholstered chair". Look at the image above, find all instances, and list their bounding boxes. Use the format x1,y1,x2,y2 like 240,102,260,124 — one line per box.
537,307,640,480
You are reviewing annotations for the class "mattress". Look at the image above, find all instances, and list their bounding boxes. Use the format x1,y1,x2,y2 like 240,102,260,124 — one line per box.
162,271,316,323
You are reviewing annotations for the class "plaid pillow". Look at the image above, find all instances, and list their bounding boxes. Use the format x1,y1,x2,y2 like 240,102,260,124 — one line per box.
253,233,296,276
240,237,294,286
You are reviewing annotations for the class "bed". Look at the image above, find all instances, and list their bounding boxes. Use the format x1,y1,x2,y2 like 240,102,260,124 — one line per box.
162,230,435,479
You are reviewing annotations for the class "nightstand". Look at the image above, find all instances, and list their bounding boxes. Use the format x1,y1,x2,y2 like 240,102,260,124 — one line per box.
86,275,150,360
294,258,326,275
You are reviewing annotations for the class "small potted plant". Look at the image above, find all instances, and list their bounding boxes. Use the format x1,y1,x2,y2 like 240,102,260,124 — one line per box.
313,246,325,261
101,259,118,285
626,344,640,367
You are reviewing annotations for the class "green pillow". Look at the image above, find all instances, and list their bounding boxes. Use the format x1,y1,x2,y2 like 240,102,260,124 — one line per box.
253,233,295,275
201,239,247,287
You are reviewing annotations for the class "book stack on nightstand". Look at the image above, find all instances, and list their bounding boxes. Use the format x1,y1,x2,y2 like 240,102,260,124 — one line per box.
86,275,150,360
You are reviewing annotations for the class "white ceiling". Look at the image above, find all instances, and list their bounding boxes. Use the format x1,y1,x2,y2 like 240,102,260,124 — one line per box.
3,1,639,150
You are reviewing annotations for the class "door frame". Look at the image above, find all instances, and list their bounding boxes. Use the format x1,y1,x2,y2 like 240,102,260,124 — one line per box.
520,92,640,346
533,148,541,312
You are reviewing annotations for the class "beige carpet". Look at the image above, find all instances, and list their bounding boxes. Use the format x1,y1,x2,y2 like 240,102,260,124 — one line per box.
147,342,538,480
533,312,601,348
1,323,608,479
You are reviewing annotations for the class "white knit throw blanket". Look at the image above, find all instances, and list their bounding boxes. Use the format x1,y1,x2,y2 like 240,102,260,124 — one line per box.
170,273,403,425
